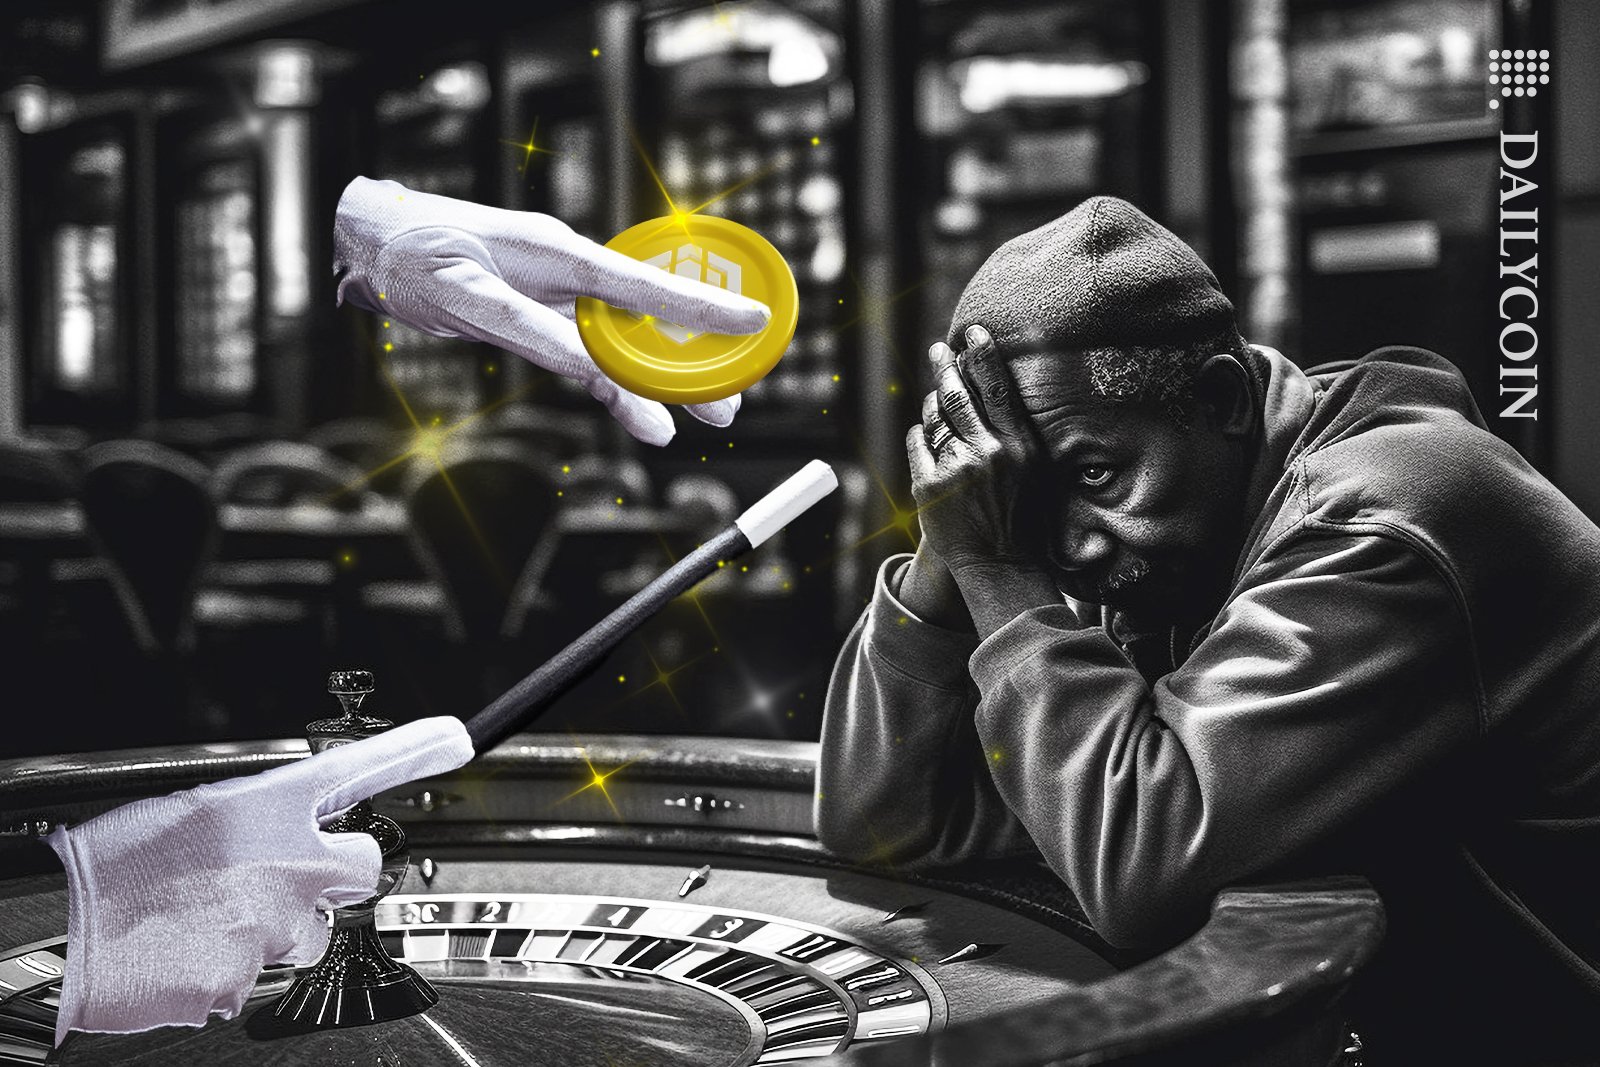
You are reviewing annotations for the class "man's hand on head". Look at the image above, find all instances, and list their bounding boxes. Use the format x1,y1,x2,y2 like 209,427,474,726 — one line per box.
906,323,1062,640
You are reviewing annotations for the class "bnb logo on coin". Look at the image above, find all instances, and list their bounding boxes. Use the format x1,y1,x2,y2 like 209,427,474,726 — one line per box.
638,243,743,344
578,216,798,406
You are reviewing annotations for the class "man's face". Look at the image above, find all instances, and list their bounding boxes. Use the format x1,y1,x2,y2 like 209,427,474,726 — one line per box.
1008,351,1250,624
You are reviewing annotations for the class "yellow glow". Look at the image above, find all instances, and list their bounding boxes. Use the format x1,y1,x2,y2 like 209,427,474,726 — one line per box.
411,426,447,460
591,47,600,57
811,136,821,146
617,674,626,683
384,342,394,352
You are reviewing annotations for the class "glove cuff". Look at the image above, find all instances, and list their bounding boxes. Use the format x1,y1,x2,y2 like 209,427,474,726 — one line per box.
332,176,406,313
46,824,94,1047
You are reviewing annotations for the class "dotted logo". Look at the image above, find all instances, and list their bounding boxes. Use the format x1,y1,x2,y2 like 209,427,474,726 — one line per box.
1489,49,1551,110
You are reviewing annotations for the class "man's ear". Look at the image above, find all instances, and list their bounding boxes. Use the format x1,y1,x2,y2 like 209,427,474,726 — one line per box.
1193,354,1257,438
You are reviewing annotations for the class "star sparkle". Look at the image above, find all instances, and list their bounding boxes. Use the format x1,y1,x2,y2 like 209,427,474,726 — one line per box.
500,117,558,176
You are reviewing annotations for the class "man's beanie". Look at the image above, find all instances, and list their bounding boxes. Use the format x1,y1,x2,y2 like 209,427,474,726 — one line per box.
947,196,1237,352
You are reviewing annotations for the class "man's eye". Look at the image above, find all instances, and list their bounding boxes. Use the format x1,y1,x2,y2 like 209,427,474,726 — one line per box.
1078,466,1114,488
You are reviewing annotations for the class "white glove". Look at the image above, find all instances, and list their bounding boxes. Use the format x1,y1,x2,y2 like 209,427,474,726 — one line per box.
45,716,473,1045
333,176,772,445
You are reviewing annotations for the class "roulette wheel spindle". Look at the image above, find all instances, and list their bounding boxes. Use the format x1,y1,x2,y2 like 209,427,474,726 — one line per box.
267,669,439,1031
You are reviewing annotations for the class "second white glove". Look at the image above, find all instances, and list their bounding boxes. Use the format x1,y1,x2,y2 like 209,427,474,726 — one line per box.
45,715,474,1046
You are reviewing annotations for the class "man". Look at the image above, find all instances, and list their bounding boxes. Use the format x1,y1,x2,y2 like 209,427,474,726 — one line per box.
816,196,1600,1060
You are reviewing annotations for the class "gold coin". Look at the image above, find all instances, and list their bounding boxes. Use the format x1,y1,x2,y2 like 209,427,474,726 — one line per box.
577,215,799,405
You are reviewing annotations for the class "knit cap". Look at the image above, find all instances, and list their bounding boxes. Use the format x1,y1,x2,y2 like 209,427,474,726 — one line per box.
947,196,1236,353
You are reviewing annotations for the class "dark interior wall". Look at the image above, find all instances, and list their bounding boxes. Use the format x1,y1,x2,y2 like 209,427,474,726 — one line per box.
1554,0,1600,520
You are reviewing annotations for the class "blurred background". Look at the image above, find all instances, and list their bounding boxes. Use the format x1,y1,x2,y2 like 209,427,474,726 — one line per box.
0,0,1594,756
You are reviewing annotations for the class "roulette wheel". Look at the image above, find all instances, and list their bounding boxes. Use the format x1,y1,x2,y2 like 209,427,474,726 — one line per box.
0,725,1379,1066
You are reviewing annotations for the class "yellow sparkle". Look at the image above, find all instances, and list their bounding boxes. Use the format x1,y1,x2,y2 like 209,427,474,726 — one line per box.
591,47,600,57
888,382,900,394
727,442,734,448
484,363,497,375
617,674,626,683
787,710,795,719
897,615,908,625
561,464,570,473
340,551,356,567
837,298,844,304
717,560,726,568
822,408,829,414
831,374,840,382
990,750,1004,762
810,136,820,146
700,455,707,462
410,426,448,459
383,342,394,352
378,292,386,300
615,497,624,505
782,581,791,590
383,321,390,328
591,771,606,787
557,490,563,497
740,565,748,572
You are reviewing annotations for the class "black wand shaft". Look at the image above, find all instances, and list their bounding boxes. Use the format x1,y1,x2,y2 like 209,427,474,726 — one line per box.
465,524,751,752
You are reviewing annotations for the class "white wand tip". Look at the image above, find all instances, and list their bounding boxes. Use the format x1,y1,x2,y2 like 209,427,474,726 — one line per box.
735,460,839,548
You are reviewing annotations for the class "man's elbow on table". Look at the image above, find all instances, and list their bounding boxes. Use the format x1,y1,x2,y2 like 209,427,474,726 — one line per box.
1041,841,1216,953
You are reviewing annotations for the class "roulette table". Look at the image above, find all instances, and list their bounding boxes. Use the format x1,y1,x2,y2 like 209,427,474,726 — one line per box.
0,733,1382,1066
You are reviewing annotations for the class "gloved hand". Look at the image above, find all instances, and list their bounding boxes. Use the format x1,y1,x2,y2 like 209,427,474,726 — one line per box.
333,176,772,445
45,715,474,1045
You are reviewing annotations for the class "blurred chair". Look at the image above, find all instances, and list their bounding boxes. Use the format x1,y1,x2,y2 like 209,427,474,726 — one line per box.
663,473,741,528
477,404,601,460
75,441,219,742
555,455,653,507
200,442,374,630
392,439,559,661
79,440,218,655
211,440,368,511
305,417,411,496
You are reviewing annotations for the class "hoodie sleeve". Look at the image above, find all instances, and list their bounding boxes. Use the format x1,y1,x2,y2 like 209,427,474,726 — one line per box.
815,554,1040,867
965,531,1480,949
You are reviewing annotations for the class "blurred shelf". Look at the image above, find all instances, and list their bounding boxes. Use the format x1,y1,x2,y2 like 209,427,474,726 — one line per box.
1293,117,1499,158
